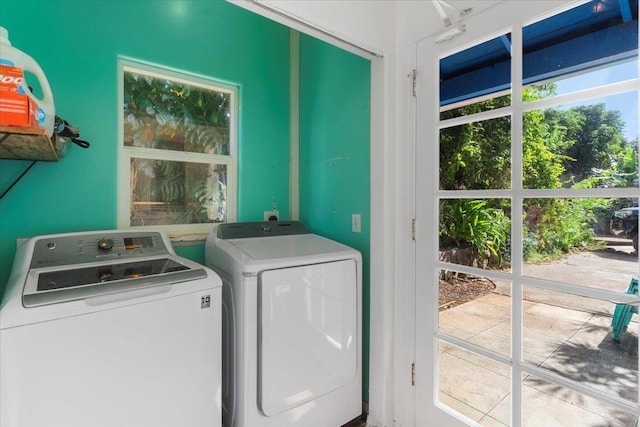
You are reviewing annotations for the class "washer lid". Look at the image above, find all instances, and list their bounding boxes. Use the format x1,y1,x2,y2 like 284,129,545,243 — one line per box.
228,233,350,260
205,222,362,274
23,258,207,308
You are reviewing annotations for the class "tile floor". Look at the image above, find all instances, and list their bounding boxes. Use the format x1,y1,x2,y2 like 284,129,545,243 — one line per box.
439,291,638,426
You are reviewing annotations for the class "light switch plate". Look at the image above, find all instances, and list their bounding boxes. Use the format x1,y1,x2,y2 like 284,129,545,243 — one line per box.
352,213,361,233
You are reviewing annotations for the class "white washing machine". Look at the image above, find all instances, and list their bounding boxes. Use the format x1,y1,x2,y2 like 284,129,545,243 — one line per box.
205,221,362,427
0,230,222,427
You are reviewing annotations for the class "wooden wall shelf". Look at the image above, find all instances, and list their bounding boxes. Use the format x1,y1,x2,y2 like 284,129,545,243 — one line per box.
0,125,58,161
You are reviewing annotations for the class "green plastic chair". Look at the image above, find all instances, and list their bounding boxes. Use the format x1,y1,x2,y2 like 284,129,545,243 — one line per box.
611,278,639,342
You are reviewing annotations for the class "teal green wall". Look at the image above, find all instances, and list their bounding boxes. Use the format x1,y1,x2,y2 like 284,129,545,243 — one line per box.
299,34,371,401
0,1,371,406
0,0,290,289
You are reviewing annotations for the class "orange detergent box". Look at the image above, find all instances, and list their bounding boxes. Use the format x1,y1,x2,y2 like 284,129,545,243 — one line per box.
0,64,40,128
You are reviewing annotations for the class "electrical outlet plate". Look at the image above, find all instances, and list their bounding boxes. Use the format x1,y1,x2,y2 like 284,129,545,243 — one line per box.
264,210,279,221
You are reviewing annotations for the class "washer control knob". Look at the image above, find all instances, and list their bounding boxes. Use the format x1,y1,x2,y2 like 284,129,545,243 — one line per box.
98,270,114,282
98,238,114,251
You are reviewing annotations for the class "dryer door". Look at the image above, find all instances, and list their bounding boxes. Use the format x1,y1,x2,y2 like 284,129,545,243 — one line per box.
258,259,357,416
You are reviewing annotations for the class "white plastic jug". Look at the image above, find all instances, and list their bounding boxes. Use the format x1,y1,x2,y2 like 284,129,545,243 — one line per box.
0,26,55,136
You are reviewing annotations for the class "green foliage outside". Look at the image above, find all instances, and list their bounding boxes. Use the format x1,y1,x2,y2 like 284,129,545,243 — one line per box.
124,73,230,154
123,71,231,225
440,199,510,266
522,198,605,261
440,84,636,264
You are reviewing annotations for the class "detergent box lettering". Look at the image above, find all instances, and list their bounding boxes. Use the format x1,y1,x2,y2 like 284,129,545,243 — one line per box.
0,64,40,128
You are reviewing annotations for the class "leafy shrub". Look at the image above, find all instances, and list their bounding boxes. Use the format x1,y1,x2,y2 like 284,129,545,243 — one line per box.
523,198,607,260
440,199,510,266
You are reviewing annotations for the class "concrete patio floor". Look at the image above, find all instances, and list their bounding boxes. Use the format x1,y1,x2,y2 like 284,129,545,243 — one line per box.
438,239,639,426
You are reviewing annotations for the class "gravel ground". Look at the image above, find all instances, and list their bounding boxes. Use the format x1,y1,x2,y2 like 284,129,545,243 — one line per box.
438,237,637,313
439,275,496,311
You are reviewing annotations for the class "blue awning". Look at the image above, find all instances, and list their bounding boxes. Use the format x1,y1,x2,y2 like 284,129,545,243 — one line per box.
440,0,638,106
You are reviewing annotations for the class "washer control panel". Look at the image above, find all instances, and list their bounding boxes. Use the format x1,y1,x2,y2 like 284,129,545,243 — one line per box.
30,231,168,269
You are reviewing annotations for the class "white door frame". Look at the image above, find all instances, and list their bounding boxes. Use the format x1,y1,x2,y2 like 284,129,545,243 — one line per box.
409,1,636,425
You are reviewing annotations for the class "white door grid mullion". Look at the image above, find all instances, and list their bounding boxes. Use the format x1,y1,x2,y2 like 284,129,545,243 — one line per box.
416,1,640,425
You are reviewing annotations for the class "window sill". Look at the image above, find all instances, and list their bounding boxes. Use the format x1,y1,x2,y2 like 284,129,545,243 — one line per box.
168,233,208,247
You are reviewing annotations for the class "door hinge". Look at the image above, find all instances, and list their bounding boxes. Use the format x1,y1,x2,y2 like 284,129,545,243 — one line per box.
411,362,416,386
411,69,417,97
411,218,416,241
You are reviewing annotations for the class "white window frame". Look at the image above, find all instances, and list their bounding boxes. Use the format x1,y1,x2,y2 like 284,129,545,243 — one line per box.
117,57,238,242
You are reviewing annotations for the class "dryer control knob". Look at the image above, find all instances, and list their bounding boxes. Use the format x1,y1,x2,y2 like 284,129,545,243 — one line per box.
98,238,114,251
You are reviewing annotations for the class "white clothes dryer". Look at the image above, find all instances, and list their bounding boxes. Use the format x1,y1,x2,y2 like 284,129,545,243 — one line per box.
205,221,362,427
0,230,222,427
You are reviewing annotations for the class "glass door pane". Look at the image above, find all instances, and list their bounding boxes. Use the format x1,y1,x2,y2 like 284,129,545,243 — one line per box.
418,1,640,426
